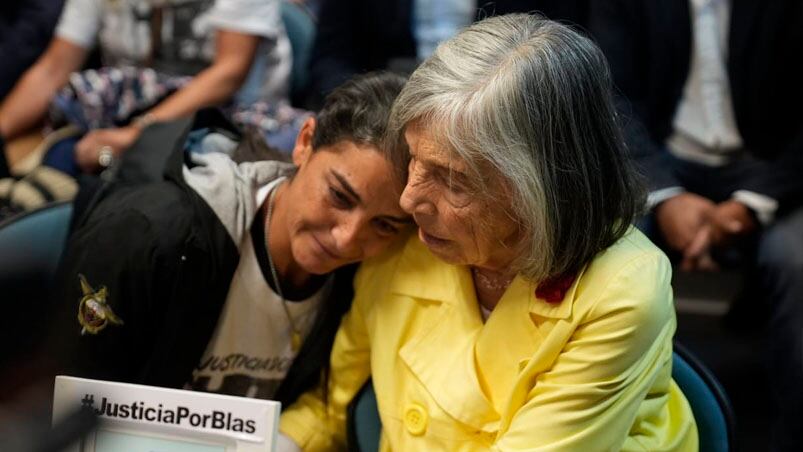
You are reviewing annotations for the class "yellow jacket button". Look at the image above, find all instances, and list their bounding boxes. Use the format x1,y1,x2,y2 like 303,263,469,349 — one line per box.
403,403,428,436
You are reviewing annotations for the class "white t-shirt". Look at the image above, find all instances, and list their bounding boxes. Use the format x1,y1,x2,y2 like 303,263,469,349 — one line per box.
189,180,331,399
55,0,291,103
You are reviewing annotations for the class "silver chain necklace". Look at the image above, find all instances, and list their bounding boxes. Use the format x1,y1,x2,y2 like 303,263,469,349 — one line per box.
263,183,302,352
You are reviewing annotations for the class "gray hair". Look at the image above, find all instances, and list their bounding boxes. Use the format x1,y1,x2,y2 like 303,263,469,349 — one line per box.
388,14,644,282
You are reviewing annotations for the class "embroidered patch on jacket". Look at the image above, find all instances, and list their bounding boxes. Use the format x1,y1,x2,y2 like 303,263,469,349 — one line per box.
77,274,123,335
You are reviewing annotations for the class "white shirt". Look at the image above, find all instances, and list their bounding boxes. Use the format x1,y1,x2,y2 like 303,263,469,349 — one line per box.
653,0,778,224
413,0,474,59
55,0,291,103
189,180,330,399
668,0,743,165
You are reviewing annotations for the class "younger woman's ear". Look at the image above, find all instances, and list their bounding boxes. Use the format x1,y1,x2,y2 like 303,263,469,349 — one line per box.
292,116,316,167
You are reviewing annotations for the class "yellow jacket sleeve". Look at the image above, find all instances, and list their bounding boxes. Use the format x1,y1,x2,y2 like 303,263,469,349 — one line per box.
280,265,374,451
494,253,696,451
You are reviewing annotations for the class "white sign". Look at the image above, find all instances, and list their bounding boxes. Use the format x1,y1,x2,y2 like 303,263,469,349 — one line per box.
53,376,281,452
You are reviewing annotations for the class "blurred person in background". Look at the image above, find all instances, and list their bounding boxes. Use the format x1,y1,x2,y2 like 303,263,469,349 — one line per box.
0,0,65,102
591,1,803,450
0,0,291,176
0,0,65,178
305,0,589,107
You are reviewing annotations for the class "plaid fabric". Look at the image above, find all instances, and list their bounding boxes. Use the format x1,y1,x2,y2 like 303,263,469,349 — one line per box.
232,101,311,154
48,66,310,154
48,66,190,131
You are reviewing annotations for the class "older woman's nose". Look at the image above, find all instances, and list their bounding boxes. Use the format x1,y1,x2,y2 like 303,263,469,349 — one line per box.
399,183,417,214
400,184,429,216
400,178,436,217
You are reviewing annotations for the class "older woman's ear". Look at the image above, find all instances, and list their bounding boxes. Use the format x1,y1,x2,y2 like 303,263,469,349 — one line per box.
292,116,317,167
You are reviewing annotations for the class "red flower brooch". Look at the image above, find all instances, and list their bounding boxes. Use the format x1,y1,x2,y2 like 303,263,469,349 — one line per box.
535,273,577,304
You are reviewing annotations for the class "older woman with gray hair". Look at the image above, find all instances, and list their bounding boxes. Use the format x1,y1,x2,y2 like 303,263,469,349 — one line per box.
279,14,698,451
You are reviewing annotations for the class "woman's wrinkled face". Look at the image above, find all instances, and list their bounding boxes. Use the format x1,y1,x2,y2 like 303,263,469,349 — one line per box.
399,123,521,270
285,120,411,275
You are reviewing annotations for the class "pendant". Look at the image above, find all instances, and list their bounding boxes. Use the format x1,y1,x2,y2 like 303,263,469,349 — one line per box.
291,331,302,352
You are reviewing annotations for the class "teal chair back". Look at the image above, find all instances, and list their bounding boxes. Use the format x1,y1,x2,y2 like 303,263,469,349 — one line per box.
347,379,381,452
0,201,73,370
672,341,736,452
0,201,73,287
280,0,316,102
347,345,736,452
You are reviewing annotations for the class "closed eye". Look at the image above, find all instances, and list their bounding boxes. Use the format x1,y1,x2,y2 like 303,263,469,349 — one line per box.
329,187,353,209
447,175,468,195
373,218,399,236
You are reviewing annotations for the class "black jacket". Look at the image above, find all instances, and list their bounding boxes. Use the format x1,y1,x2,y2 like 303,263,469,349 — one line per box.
48,138,354,408
590,0,803,210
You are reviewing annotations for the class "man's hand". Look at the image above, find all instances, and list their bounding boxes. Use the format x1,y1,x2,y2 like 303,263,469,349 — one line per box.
665,198,757,272
680,224,719,272
655,192,717,253
708,199,758,247
75,126,140,173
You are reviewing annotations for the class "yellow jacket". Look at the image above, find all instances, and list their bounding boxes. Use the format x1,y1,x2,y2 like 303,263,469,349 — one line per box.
281,229,698,451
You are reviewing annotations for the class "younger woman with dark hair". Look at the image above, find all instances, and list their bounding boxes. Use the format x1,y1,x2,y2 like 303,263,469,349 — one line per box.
48,72,412,409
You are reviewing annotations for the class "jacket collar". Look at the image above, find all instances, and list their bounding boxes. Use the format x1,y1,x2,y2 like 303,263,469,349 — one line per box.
391,237,581,429
389,237,469,305
390,237,581,319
